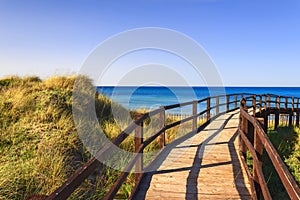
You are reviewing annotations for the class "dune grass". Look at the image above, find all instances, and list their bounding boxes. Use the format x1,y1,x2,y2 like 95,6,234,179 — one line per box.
0,75,203,199
245,123,300,199
262,125,300,199
0,75,131,199
0,76,80,199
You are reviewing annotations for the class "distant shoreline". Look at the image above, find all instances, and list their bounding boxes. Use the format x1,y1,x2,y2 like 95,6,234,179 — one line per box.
97,85,300,88
98,86,300,113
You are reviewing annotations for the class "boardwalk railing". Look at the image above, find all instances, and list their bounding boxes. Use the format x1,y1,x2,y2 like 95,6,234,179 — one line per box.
239,95,300,200
46,93,252,200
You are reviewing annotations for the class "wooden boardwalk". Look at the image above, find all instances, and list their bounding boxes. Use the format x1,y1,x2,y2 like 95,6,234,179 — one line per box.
134,110,252,199
47,94,300,199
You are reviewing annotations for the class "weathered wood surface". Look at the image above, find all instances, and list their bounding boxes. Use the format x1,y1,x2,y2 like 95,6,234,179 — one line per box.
134,110,252,199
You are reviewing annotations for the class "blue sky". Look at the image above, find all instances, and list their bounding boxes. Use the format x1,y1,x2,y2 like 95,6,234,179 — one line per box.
0,0,300,86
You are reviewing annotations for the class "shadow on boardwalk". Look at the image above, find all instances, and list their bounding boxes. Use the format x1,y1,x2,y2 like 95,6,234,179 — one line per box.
133,111,251,199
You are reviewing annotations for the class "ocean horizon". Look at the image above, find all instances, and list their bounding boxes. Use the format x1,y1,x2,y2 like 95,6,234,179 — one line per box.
97,86,300,114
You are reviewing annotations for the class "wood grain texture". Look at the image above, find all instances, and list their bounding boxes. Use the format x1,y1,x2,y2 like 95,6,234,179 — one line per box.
133,110,252,200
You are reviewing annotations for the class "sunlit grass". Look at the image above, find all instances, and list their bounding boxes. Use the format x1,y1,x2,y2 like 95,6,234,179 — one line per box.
0,76,131,199
262,125,300,199
0,76,81,199
0,76,208,199
245,122,300,199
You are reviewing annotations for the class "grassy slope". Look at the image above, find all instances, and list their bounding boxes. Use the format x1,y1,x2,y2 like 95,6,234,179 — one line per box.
263,125,300,199
0,76,78,199
0,76,133,199
246,124,300,199
0,76,206,199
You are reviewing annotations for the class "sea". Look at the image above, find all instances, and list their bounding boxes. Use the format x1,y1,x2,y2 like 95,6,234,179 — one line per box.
97,86,300,114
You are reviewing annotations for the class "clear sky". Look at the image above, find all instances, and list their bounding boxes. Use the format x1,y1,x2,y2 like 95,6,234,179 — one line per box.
0,0,300,86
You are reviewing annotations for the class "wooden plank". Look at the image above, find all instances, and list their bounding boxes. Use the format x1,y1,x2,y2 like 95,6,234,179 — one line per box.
135,191,252,199
133,110,252,199
138,185,251,195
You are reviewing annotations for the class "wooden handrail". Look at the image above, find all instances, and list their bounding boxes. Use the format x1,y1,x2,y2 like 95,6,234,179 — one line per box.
45,93,253,199
239,129,271,199
239,95,300,200
46,92,300,200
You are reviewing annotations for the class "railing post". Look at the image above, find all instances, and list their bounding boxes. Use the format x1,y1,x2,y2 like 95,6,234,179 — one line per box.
216,96,220,115
192,101,197,132
292,97,295,111
259,95,262,113
159,107,165,148
253,127,263,199
285,97,288,109
264,115,268,133
289,98,293,126
207,97,211,121
296,98,299,126
275,97,280,129
252,95,256,117
234,95,238,109
226,95,230,112
268,95,271,109
239,98,248,158
289,113,293,127
135,121,143,184
241,98,247,111
275,111,279,130
264,95,267,110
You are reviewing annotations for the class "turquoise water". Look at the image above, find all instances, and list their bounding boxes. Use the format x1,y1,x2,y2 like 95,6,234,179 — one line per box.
97,86,300,114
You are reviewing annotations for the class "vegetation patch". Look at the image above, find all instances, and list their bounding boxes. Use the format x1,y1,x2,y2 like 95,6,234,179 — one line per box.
0,76,131,199
263,126,300,198
0,75,198,199
244,123,300,199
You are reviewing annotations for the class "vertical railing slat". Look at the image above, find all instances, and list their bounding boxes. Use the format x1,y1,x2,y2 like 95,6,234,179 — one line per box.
253,126,263,199
252,95,256,117
234,95,238,109
264,95,267,110
216,96,220,115
226,95,230,112
135,121,143,184
259,95,262,113
207,97,211,121
239,98,248,159
159,107,165,148
192,101,197,132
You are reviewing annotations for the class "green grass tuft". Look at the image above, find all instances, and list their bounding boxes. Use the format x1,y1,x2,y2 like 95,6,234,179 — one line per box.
262,125,300,199
0,75,131,199
0,75,203,199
